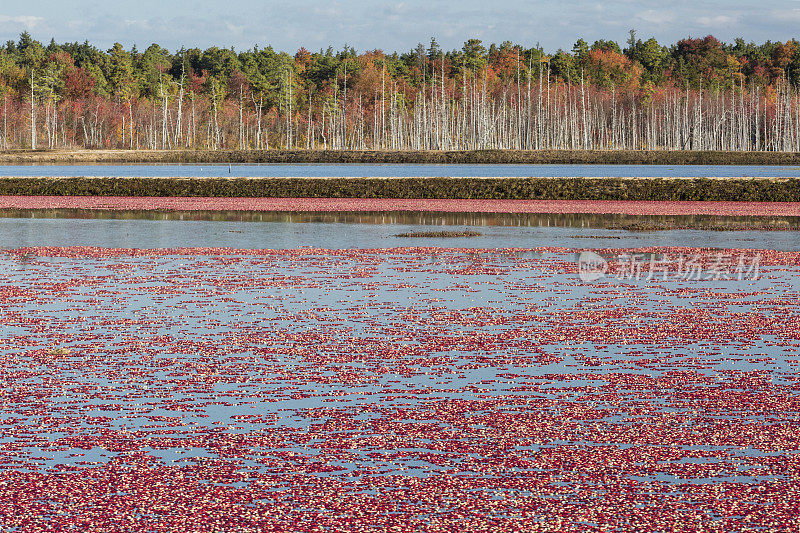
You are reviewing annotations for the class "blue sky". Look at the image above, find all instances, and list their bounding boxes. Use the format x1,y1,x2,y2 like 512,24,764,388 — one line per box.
1,0,799,53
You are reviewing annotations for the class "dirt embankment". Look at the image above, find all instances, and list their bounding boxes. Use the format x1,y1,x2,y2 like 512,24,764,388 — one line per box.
1,175,800,201
3,149,800,165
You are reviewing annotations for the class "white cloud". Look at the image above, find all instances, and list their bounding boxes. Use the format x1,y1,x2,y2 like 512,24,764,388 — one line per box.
0,14,44,29
312,5,343,18
635,9,677,25
768,8,800,22
123,19,153,31
696,15,738,26
225,22,245,35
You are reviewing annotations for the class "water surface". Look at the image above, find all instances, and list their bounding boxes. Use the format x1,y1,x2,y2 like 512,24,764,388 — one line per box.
1,216,800,250
1,210,798,528
1,163,799,177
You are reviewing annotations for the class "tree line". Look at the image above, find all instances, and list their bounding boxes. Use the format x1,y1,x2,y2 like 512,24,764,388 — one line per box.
1,31,800,151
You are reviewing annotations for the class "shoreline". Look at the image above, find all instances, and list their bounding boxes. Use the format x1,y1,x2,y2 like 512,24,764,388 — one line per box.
3,148,800,165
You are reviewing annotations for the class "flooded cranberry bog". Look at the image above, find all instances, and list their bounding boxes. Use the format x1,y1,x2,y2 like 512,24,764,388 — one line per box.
1,180,800,530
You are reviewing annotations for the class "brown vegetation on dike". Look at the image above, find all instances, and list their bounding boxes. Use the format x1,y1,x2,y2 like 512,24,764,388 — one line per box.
0,175,800,201
3,149,800,165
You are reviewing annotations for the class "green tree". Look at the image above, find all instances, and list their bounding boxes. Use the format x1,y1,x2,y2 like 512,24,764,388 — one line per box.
427,37,441,60
108,42,135,99
137,43,172,97
18,31,45,72
591,40,621,54
572,39,589,60
550,50,577,81
629,37,668,84
462,39,487,73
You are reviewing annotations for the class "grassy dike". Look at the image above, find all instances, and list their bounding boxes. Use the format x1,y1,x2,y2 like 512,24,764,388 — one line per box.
3,148,800,164
1,176,800,201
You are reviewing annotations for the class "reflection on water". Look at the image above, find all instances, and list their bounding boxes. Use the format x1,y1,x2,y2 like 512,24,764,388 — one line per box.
1,208,800,231
1,215,800,251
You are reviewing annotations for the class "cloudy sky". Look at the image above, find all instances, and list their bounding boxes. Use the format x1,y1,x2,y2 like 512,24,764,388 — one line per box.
1,0,799,53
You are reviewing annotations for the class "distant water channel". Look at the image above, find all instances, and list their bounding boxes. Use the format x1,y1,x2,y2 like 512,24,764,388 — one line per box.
1,163,800,178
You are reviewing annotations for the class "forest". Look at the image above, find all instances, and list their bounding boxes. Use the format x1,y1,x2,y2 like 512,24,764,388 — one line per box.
1,31,800,151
